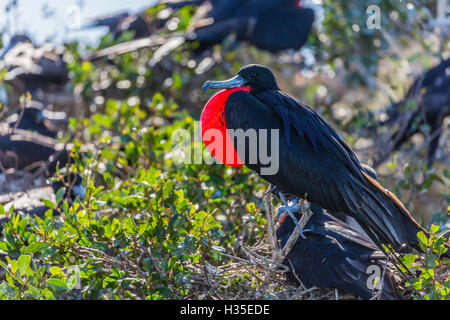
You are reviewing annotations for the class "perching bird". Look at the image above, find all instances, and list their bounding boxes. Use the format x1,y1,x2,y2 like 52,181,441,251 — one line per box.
0,134,69,175
6,100,68,138
87,0,314,60
201,64,447,258
189,0,314,52
0,34,68,97
276,203,401,300
376,58,450,167
0,34,32,57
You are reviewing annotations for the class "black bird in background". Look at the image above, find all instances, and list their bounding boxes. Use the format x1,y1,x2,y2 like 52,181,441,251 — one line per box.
87,0,314,60
375,58,450,167
202,64,449,258
0,34,69,98
0,173,85,233
6,100,68,138
189,0,314,52
276,204,400,300
0,134,69,175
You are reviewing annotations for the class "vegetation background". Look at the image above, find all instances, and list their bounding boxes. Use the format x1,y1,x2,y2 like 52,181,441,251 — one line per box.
0,0,448,299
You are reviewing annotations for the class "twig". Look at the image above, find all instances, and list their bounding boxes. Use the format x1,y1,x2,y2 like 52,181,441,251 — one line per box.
262,191,278,260
8,93,29,135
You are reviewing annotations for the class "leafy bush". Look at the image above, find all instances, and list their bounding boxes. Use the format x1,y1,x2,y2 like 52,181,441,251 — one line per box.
401,225,450,300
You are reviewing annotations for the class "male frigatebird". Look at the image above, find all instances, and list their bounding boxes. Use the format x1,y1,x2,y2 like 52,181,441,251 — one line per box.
87,0,314,60
276,204,400,299
376,58,450,167
202,64,448,258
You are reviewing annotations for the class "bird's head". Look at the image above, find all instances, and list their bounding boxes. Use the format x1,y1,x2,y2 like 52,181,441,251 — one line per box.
202,64,279,94
0,34,32,59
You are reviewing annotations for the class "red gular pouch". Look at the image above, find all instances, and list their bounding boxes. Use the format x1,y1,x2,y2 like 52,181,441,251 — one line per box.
201,87,251,167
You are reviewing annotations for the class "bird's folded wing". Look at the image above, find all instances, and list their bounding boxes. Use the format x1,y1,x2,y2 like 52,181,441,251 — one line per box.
224,90,421,250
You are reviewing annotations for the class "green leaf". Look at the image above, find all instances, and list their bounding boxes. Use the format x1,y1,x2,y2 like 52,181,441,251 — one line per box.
23,242,49,254
47,278,69,291
40,199,56,209
430,224,440,236
49,266,64,277
417,231,429,248
17,255,31,275
402,254,417,267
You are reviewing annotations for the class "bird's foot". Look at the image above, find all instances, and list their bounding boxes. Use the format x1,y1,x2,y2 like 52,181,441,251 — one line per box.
278,193,306,239
276,198,301,220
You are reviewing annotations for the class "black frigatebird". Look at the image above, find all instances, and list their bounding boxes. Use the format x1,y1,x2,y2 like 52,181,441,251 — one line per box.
0,172,85,232
0,34,32,58
201,64,448,258
190,0,314,52
6,100,68,138
87,0,314,60
0,34,69,97
376,58,450,167
0,134,69,175
276,203,401,300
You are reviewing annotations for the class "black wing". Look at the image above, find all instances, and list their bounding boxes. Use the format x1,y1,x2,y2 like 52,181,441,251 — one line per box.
277,209,398,299
224,90,425,252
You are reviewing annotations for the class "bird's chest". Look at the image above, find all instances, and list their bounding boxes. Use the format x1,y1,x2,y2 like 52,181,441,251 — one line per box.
201,88,250,167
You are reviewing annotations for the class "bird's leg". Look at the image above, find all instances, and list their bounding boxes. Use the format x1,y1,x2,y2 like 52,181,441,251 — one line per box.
278,192,306,239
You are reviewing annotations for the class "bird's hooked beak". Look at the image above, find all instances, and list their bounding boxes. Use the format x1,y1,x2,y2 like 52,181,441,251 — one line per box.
202,75,247,93
0,42,15,59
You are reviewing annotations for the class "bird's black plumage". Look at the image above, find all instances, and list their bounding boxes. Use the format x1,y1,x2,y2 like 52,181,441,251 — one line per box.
191,0,314,52
0,35,68,96
276,204,400,300
205,64,438,257
6,101,67,138
88,0,314,60
0,173,84,233
0,134,69,175
381,58,450,166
